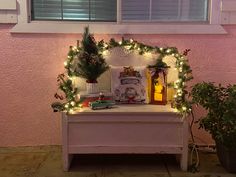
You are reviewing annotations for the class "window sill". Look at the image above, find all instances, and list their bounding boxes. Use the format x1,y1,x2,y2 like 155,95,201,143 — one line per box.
10,22,227,34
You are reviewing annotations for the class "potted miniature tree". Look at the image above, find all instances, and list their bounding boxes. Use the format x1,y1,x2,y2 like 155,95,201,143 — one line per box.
191,82,236,173
76,27,109,94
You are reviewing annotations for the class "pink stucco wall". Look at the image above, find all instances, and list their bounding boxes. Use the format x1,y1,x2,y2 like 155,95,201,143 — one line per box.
1,24,236,147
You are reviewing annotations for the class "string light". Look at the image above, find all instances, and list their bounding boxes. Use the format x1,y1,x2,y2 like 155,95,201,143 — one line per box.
65,104,69,108
179,67,183,72
166,49,171,53
69,109,74,114
102,50,108,55
104,43,108,48
64,61,68,66
130,39,134,43
72,46,77,51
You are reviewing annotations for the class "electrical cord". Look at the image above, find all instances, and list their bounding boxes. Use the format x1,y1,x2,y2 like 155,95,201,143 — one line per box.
188,109,200,173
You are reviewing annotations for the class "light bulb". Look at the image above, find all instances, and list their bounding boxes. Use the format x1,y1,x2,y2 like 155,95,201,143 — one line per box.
166,49,171,53
102,50,108,55
72,46,77,51
64,61,68,66
70,101,75,106
69,109,74,114
182,106,187,111
119,41,122,45
130,39,134,43
104,43,108,48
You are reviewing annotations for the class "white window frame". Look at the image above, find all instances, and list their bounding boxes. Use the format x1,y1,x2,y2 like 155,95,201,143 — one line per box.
11,0,227,34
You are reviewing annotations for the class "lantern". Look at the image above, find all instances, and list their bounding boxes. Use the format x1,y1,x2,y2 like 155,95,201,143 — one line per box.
149,68,168,105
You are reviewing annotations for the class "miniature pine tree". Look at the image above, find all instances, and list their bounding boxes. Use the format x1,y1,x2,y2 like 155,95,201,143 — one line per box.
76,27,109,83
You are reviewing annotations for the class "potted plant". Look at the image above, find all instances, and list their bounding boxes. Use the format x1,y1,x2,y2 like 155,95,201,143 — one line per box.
191,82,236,173
75,27,109,93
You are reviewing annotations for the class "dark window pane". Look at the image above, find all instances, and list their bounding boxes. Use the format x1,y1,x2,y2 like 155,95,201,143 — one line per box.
32,0,62,20
122,0,150,20
32,0,117,21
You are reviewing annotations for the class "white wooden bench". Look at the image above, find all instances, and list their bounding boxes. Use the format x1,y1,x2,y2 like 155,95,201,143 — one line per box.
61,48,188,171
61,104,189,171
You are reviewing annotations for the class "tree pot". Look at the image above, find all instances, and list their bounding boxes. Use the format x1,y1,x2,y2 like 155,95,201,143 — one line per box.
216,141,236,173
86,82,99,94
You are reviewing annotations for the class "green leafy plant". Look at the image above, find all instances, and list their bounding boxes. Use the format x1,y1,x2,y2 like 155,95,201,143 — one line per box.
75,27,109,83
51,74,78,112
191,82,236,148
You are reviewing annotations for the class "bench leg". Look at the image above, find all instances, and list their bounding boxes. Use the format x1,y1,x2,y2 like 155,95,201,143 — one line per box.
180,152,188,171
180,118,189,171
63,153,73,171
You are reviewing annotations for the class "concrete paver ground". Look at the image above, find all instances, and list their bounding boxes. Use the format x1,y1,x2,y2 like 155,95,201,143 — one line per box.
0,146,235,177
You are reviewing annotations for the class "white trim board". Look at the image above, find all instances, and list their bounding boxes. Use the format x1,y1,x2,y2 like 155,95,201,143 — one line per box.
11,22,227,34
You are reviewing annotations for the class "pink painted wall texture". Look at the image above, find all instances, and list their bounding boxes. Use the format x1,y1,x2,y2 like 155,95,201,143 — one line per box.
0,25,236,147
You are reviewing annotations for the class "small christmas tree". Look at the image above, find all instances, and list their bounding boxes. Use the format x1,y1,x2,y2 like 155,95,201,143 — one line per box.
75,27,109,83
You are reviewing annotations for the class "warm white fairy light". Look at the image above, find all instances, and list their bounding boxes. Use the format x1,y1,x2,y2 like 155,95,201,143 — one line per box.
104,43,108,48
64,61,68,66
159,47,163,51
130,39,134,43
182,106,187,111
70,101,75,106
102,50,108,55
177,89,182,93
65,104,69,108
144,52,152,57
119,41,122,45
125,45,131,50
166,49,171,53
72,46,77,51
69,109,74,114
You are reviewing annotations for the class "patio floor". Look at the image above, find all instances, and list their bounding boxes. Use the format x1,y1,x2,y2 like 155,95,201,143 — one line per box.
0,146,235,177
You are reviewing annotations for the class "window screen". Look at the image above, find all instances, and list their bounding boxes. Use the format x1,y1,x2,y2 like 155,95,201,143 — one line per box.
31,0,117,21
122,0,209,22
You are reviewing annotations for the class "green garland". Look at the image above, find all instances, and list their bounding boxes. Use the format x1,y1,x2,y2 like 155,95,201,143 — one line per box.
52,37,193,116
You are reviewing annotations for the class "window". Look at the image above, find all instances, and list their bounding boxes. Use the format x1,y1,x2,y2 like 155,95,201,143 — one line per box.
31,0,208,22
122,0,209,22
11,0,227,34
31,0,117,21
